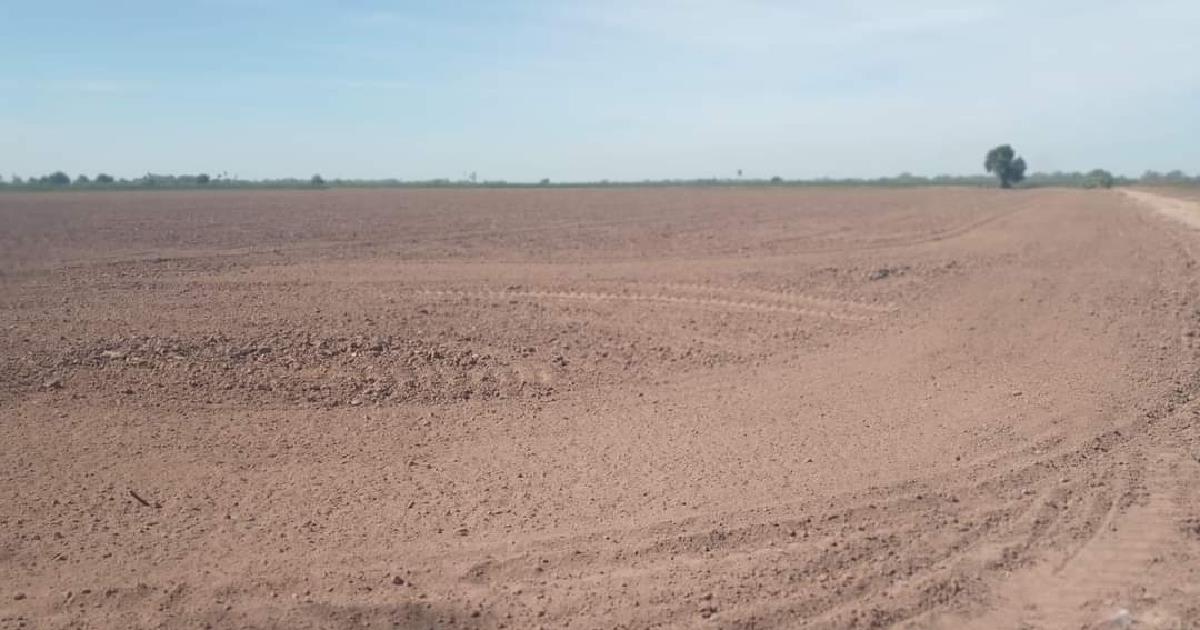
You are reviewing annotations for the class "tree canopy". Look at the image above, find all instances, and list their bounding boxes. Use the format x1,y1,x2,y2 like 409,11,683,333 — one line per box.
984,145,1027,189
45,171,71,186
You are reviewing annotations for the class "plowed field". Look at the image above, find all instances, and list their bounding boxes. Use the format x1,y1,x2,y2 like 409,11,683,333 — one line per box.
2,187,1198,629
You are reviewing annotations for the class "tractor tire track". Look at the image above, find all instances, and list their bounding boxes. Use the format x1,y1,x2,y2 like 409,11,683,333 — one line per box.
412,286,889,322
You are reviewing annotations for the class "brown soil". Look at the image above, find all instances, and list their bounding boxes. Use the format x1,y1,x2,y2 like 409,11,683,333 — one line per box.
1,187,1198,629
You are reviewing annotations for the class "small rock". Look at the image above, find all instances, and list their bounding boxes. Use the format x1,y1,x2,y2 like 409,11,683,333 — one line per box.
1011,390,1023,397
391,576,404,586
456,527,469,537
13,592,26,601
41,376,63,390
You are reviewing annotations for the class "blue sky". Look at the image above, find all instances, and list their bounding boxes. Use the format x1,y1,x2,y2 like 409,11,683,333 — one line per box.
1,1,1197,181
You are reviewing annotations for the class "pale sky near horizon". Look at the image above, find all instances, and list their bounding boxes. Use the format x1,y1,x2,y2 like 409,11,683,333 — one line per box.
1,1,1197,182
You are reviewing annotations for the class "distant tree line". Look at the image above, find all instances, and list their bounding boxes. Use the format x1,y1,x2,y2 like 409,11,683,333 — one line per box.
0,171,328,190
1,169,1198,191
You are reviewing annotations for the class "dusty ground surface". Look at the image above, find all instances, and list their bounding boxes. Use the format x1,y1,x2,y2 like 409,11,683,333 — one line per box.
2,187,1199,629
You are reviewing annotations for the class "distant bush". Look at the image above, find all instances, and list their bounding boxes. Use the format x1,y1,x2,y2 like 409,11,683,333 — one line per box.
1138,170,1197,186
45,171,71,186
96,173,115,184
197,173,211,184
1083,169,1114,189
311,174,325,187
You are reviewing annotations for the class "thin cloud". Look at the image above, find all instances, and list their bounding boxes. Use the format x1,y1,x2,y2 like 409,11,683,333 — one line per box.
326,79,412,91
852,5,999,37
566,1,1000,52
342,10,409,27
40,79,146,94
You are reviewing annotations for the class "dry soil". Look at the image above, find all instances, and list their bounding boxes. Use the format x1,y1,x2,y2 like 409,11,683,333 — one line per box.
1,187,1199,629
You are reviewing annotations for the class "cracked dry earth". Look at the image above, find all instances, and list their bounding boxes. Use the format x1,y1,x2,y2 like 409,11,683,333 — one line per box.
2,187,1199,629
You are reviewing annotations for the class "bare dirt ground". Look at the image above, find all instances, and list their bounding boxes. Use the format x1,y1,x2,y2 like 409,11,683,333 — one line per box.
2,187,1199,629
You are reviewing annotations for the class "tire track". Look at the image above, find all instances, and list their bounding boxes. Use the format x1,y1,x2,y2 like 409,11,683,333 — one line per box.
441,386,1195,629
437,424,1144,629
757,203,1025,254
955,446,1192,629
411,287,886,322
653,282,898,313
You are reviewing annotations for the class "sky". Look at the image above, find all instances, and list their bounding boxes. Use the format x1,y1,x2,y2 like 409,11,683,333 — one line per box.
1,0,1198,181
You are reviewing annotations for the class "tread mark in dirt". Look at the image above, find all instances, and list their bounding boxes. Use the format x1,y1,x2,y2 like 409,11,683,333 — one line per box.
757,204,1025,254
413,287,890,322
954,446,1193,629
652,282,898,313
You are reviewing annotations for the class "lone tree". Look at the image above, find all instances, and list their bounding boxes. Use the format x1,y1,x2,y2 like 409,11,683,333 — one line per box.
984,144,1027,189
196,173,211,185
311,173,325,187
96,173,115,184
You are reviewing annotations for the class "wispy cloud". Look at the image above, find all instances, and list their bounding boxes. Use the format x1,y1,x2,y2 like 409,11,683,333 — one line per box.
40,79,146,94
852,4,999,37
325,79,412,91
340,8,477,35
565,1,1000,52
342,9,411,27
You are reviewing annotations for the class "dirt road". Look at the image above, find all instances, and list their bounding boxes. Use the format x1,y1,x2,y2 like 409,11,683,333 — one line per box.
1,187,1198,628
